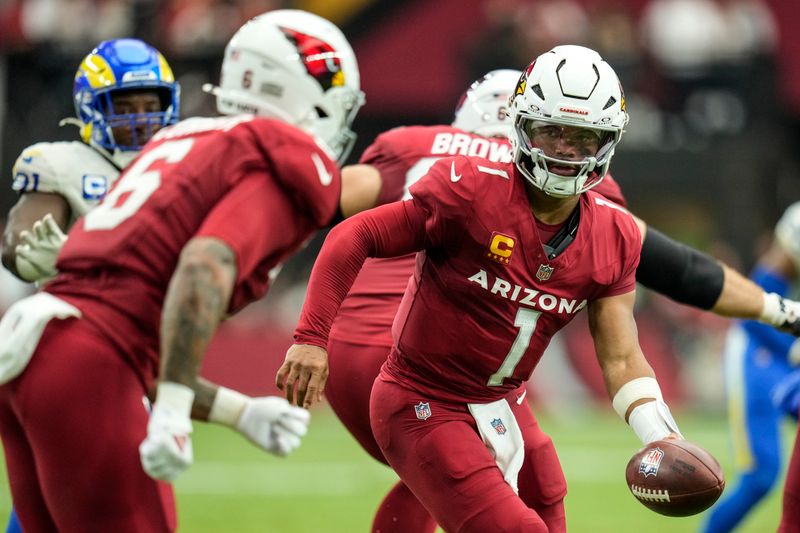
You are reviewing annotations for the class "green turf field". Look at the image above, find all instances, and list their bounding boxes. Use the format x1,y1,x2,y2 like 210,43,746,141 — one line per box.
0,407,791,532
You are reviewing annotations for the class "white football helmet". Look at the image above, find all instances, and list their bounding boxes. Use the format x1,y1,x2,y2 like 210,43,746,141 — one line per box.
452,69,521,138
204,10,365,163
508,45,628,197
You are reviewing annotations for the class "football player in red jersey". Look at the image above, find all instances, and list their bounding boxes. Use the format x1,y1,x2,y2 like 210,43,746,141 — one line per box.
277,45,717,532
329,69,606,532
0,10,366,532
322,67,800,531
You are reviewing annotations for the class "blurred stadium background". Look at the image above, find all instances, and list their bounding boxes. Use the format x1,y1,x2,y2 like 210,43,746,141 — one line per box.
1,0,800,531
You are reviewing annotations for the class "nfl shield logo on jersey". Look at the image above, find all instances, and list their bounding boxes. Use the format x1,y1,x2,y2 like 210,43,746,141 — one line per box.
414,402,432,420
490,418,507,435
638,447,664,477
536,264,554,282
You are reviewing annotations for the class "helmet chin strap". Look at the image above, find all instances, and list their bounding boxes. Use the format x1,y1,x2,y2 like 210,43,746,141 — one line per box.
331,127,357,164
87,141,139,169
58,117,83,129
59,116,137,169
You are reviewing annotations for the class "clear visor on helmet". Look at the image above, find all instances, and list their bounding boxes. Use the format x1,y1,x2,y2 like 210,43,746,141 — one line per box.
512,115,621,196
522,120,606,157
517,118,617,170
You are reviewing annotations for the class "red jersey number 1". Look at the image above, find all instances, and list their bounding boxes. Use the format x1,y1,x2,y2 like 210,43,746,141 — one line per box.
487,307,541,386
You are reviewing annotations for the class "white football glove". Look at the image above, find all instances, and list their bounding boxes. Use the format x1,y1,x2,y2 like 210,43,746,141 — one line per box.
15,213,68,282
236,396,310,457
140,383,195,482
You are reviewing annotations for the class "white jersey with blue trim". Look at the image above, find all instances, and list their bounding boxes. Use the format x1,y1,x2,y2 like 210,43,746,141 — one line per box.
775,202,800,268
11,142,119,227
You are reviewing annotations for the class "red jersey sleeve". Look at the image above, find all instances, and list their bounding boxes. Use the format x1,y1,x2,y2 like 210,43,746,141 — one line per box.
294,200,429,347
407,155,476,246
593,173,627,207
194,173,310,312
359,128,408,206
599,252,638,299
251,120,342,228
591,195,641,299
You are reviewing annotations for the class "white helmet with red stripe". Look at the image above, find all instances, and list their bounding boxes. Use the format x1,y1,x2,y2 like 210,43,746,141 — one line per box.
204,9,365,163
508,45,628,197
452,69,521,138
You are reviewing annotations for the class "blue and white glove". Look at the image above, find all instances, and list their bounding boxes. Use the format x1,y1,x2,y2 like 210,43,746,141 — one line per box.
15,213,67,283
140,382,195,482
772,370,800,421
210,388,310,457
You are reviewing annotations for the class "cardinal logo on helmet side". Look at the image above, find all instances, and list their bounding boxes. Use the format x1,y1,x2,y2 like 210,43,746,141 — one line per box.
279,27,344,90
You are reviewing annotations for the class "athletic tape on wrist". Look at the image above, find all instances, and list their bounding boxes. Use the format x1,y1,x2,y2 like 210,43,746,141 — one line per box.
628,400,683,444
759,292,783,326
611,377,663,421
156,382,195,417
209,386,249,427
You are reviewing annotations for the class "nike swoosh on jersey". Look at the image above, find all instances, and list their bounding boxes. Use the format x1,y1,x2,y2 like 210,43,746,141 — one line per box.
311,153,333,186
450,161,462,183
516,389,528,405
477,165,509,179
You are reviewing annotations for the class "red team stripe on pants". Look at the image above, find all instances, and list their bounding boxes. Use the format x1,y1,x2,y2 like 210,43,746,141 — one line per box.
0,318,176,533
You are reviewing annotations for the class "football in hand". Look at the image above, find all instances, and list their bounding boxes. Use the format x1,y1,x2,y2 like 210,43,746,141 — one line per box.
625,439,725,517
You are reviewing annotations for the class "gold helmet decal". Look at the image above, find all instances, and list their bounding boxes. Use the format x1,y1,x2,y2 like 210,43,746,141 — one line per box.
76,53,116,89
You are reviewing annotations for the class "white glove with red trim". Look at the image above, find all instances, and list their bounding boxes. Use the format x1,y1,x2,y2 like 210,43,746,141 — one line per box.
140,383,194,482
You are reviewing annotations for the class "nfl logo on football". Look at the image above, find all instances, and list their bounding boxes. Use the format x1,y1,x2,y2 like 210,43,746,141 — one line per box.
491,418,507,435
414,402,432,420
639,447,665,477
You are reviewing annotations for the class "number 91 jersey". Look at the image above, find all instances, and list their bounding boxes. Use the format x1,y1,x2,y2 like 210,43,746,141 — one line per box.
12,142,119,226
383,156,641,403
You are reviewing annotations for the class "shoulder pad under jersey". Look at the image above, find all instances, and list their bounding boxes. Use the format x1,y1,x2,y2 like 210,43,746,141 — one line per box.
11,142,120,223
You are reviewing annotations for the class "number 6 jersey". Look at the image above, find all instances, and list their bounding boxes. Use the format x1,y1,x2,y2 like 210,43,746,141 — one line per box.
48,115,341,386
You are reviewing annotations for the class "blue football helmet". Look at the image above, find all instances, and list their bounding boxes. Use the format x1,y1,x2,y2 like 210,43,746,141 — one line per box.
72,38,180,167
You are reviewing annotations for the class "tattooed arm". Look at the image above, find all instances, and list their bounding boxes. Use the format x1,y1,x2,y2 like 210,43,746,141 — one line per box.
140,237,235,480
160,236,236,397
140,237,310,482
